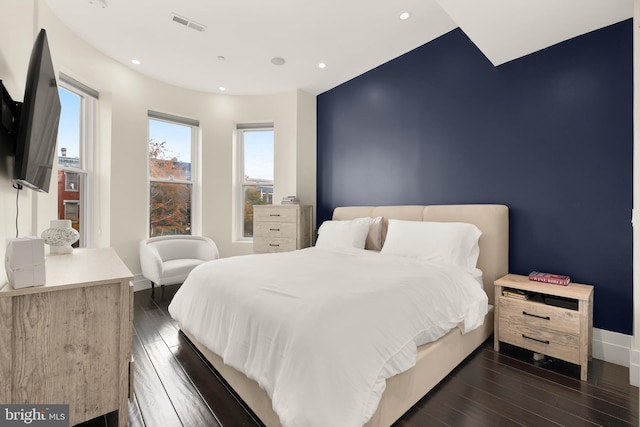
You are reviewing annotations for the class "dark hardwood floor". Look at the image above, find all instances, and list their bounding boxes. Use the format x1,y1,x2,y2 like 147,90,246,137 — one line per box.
82,284,638,426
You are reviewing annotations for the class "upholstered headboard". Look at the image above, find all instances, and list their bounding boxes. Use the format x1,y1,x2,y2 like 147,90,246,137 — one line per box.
332,205,509,305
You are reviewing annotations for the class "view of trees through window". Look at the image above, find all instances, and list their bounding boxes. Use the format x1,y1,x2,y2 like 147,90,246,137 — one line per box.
240,127,274,238
148,118,195,237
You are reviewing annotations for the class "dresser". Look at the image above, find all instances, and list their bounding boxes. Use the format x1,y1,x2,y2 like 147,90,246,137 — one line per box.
494,274,593,380
0,248,133,426
253,205,313,253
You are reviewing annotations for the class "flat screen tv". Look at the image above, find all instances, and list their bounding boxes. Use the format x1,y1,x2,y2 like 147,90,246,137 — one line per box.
12,29,61,193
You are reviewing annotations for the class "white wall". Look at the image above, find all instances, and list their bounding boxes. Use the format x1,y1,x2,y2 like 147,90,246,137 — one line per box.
0,0,38,285
295,90,318,228
0,0,317,282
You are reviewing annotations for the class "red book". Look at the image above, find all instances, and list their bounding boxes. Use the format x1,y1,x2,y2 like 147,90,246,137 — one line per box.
529,271,570,286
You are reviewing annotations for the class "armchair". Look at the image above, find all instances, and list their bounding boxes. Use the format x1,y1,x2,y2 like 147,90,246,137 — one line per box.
139,235,219,289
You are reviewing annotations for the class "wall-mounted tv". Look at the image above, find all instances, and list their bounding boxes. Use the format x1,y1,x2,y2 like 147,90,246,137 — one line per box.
0,29,61,193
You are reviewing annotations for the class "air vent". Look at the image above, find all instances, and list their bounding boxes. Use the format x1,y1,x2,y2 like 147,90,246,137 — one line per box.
171,13,206,32
88,0,107,8
187,22,206,32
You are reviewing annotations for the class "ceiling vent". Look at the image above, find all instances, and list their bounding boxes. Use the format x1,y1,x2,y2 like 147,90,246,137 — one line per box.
171,13,206,32
88,0,107,8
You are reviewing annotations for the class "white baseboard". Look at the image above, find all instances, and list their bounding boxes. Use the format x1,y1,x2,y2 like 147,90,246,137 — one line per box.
592,328,631,368
131,274,152,292
630,348,640,387
597,330,640,385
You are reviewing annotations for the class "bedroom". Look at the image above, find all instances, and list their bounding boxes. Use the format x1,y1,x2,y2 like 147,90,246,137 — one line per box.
0,0,637,425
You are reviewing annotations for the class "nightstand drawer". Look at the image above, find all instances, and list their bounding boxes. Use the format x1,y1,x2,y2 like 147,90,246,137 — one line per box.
254,207,298,223
253,237,297,253
254,221,297,239
498,320,580,364
498,297,580,335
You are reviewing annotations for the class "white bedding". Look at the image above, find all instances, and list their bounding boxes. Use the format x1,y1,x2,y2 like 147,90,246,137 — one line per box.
168,247,488,427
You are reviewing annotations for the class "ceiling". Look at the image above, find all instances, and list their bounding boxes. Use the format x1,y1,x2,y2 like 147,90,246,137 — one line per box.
44,0,632,96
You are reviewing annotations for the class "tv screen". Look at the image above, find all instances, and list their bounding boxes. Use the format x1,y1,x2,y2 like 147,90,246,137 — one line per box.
13,29,61,193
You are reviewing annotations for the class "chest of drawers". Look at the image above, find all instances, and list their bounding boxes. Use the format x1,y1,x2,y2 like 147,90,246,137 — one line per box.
253,205,313,253
494,274,593,380
0,248,133,426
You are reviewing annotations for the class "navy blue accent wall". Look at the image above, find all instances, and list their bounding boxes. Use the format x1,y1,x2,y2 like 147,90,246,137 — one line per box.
317,21,633,334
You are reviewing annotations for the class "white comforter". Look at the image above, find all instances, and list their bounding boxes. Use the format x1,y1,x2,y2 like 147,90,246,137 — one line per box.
168,247,488,427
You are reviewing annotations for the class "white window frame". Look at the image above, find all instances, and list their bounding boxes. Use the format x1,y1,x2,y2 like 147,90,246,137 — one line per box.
147,111,200,237
58,74,97,248
236,123,274,241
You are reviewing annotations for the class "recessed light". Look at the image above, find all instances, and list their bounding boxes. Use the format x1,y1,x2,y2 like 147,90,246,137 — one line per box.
217,56,225,61
271,57,286,66
131,59,141,65
318,62,327,69
399,12,411,20
218,86,226,91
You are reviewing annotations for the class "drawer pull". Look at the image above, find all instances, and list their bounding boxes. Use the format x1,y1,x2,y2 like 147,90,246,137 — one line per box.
523,311,550,320
522,334,550,345
270,214,281,217
269,243,280,247
270,228,281,232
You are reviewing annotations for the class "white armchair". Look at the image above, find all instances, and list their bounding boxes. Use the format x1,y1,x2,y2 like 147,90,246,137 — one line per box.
139,235,219,290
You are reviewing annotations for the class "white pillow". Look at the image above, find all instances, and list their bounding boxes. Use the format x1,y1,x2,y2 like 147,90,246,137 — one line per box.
380,219,482,271
365,216,383,251
316,218,371,249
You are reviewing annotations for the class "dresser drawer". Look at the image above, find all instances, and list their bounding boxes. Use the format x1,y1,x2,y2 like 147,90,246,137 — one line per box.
253,237,297,253
498,296,580,335
254,221,297,239
498,319,580,364
254,206,298,223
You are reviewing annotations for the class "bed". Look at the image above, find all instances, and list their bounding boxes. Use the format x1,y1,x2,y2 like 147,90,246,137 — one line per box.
169,204,508,427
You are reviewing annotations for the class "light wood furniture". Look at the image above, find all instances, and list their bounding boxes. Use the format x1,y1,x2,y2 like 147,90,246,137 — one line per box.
183,204,508,427
0,248,133,426
253,204,313,253
494,273,593,381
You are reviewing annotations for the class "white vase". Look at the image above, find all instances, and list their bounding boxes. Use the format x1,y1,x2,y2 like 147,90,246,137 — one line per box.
41,220,80,254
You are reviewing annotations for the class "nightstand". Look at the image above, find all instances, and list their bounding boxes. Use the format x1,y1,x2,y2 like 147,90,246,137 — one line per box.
253,205,313,253
494,273,593,380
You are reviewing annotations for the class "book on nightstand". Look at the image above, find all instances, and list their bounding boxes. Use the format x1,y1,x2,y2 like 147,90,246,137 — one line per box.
502,288,529,300
529,271,570,286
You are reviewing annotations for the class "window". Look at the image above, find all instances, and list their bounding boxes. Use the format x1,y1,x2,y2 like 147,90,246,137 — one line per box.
237,124,274,239
64,200,79,223
64,171,79,191
148,111,198,237
56,74,97,248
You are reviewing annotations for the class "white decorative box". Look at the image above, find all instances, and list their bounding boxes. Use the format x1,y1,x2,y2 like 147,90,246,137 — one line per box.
5,237,46,289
